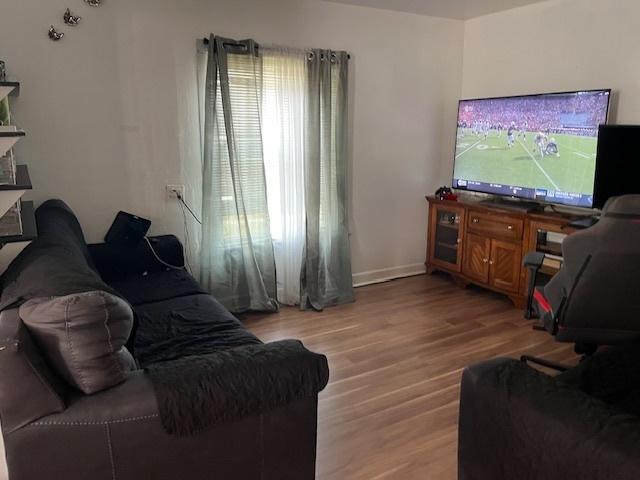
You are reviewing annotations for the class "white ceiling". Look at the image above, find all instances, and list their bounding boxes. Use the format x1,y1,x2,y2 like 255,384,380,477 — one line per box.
322,0,551,20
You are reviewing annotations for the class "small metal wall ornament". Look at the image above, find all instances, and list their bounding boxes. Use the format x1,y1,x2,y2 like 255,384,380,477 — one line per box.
63,8,81,26
48,26,64,41
84,0,103,6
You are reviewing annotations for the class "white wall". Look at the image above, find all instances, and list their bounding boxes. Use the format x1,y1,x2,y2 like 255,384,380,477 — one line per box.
0,0,463,282
445,0,640,199
461,0,640,121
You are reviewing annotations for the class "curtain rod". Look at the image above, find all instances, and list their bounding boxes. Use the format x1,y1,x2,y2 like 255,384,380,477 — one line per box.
202,37,258,51
202,37,256,48
201,37,351,59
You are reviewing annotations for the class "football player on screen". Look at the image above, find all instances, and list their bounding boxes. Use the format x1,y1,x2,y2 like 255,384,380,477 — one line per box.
534,131,548,158
507,123,517,149
545,138,560,157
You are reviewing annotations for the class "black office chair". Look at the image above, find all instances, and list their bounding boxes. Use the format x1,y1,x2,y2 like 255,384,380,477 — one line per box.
522,195,640,371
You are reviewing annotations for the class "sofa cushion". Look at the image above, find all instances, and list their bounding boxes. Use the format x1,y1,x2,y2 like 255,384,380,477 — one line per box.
109,269,206,306
0,244,122,310
35,199,96,269
134,294,261,367
19,291,136,395
0,201,122,310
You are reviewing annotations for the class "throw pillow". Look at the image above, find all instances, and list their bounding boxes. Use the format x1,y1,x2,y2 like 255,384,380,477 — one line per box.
19,290,136,394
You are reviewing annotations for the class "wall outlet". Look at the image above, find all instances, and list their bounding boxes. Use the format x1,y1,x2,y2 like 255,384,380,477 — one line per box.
166,184,185,199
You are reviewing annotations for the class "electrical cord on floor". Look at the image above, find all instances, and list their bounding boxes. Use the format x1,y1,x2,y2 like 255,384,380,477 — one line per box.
144,236,186,270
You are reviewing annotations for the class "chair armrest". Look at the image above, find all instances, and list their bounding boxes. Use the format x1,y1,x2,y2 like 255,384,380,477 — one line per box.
459,358,640,480
88,235,184,281
523,251,546,318
523,251,546,269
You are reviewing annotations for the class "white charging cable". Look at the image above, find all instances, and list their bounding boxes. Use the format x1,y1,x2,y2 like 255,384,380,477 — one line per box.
143,236,185,270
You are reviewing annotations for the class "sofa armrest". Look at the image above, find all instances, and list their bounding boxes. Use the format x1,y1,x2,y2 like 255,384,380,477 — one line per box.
5,371,319,480
88,235,184,281
0,310,67,434
147,339,329,436
27,370,159,426
458,358,640,480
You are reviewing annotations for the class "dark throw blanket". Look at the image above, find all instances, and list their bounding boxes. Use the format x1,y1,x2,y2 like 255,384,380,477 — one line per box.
146,339,330,436
132,294,262,367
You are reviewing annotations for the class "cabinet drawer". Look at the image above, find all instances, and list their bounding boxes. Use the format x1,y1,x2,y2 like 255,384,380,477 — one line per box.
467,211,523,240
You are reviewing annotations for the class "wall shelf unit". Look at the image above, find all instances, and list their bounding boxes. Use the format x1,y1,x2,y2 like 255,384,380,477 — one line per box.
0,164,31,191
0,81,20,100
0,76,36,273
0,129,26,158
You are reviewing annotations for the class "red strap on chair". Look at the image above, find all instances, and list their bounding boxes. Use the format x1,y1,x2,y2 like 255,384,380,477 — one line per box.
534,289,553,314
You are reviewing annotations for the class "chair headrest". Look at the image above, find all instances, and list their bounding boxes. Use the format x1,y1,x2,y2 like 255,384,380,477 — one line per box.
602,195,640,217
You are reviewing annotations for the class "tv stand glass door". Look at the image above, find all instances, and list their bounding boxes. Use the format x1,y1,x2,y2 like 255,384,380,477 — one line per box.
429,204,465,272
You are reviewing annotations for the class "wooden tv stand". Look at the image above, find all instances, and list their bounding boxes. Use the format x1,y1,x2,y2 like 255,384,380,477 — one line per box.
425,195,580,308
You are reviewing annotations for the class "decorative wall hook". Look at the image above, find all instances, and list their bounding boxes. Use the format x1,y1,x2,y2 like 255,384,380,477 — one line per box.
48,26,64,41
63,8,81,26
84,0,103,6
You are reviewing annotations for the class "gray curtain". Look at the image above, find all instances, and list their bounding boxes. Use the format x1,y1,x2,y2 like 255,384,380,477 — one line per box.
300,50,354,310
200,35,278,313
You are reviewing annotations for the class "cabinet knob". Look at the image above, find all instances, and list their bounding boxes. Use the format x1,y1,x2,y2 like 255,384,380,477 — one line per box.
472,218,480,224
507,225,514,231
482,258,488,263
489,260,494,265
456,238,462,244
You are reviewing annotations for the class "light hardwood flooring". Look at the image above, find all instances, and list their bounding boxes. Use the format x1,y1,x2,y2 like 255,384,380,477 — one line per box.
244,273,578,480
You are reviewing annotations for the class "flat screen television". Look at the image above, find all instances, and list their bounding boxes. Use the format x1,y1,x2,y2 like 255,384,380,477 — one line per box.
452,89,611,208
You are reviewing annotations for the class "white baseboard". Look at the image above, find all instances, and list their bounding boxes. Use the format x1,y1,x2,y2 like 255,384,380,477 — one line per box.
352,263,426,287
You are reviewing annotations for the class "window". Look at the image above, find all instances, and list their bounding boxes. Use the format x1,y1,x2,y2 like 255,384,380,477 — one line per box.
199,49,306,245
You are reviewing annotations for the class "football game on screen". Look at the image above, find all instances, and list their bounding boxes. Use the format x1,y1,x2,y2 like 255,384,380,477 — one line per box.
452,90,610,208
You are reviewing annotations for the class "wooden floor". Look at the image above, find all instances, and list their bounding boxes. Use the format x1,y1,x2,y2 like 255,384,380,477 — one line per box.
244,273,578,480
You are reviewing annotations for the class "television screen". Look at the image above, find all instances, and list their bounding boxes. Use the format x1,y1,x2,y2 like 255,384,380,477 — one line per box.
452,89,611,208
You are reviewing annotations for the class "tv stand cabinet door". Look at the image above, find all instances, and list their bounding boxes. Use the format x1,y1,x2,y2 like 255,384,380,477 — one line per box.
428,203,466,273
489,240,522,293
463,233,490,284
